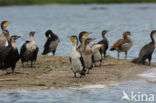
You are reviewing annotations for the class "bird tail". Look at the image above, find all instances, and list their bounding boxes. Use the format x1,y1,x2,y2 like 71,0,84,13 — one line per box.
110,47,115,51
41,51,46,55
132,58,139,63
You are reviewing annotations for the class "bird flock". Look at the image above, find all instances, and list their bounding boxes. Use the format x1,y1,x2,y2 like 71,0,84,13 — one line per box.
0,21,156,77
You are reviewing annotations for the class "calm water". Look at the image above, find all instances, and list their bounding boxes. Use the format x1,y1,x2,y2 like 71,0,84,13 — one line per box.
0,4,156,103
1,4,156,59
0,80,156,103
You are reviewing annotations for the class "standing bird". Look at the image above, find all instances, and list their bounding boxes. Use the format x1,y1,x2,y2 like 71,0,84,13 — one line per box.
110,31,133,59
1,21,9,31
132,30,156,65
82,38,95,74
78,31,91,54
91,44,103,67
0,36,20,74
98,30,109,57
42,30,59,55
69,35,86,78
20,32,38,67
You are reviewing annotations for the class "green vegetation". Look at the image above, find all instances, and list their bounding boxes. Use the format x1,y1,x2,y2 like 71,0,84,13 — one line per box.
0,0,156,6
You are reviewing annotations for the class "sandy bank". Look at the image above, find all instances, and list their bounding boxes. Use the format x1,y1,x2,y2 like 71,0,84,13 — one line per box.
0,55,154,90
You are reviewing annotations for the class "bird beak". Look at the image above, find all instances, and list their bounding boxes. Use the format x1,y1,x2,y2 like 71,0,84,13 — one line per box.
15,36,21,40
70,37,75,42
88,32,92,34
92,38,96,40
3,21,10,27
84,32,92,38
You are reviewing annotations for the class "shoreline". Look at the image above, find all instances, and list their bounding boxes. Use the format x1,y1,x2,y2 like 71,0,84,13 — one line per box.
0,55,154,91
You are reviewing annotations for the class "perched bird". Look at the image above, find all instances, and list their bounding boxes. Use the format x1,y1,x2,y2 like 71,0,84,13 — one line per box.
98,30,109,57
0,30,10,47
82,38,95,74
42,30,59,55
1,21,9,31
20,32,38,67
78,31,91,54
110,31,133,59
91,44,103,67
132,30,156,65
69,35,86,78
0,35,20,74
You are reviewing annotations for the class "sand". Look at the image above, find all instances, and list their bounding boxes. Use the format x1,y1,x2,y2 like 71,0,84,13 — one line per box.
0,55,154,90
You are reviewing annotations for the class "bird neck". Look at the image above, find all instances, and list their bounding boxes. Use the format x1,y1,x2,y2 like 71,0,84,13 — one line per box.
123,34,128,39
81,38,86,45
11,39,16,49
1,25,4,31
151,32,156,43
30,36,35,43
72,43,77,48
102,34,106,39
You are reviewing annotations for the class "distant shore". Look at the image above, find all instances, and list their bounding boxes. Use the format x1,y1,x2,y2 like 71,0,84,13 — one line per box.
0,55,154,90
0,0,156,6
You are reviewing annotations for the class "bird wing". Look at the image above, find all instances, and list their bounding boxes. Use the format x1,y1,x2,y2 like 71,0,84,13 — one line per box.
44,38,52,51
0,46,11,62
112,39,129,49
69,57,72,63
33,46,39,61
139,42,155,59
20,42,28,57
79,56,85,68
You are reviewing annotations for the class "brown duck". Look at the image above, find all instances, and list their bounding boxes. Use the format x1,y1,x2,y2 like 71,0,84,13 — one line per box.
110,31,133,59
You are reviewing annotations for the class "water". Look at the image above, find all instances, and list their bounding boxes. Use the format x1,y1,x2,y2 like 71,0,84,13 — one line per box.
0,4,156,103
1,4,156,60
0,80,156,103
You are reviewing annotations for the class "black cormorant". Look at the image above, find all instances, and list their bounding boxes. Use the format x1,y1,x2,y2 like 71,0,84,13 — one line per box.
20,32,38,67
133,30,156,65
98,30,109,57
42,30,59,55
0,35,20,74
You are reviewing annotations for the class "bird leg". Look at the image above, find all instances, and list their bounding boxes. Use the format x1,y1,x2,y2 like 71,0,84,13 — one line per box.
86,69,90,74
99,60,102,67
125,52,127,59
74,72,77,78
31,61,33,67
118,52,120,59
22,62,24,67
5,69,8,75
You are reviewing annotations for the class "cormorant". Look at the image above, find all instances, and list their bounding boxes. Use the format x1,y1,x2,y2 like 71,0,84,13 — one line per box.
42,30,59,55
20,32,38,67
1,21,9,31
78,31,91,54
98,30,109,57
69,35,86,78
132,30,156,65
82,38,95,74
0,21,10,47
0,35,20,74
91,44,103,67
110,31,133,59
